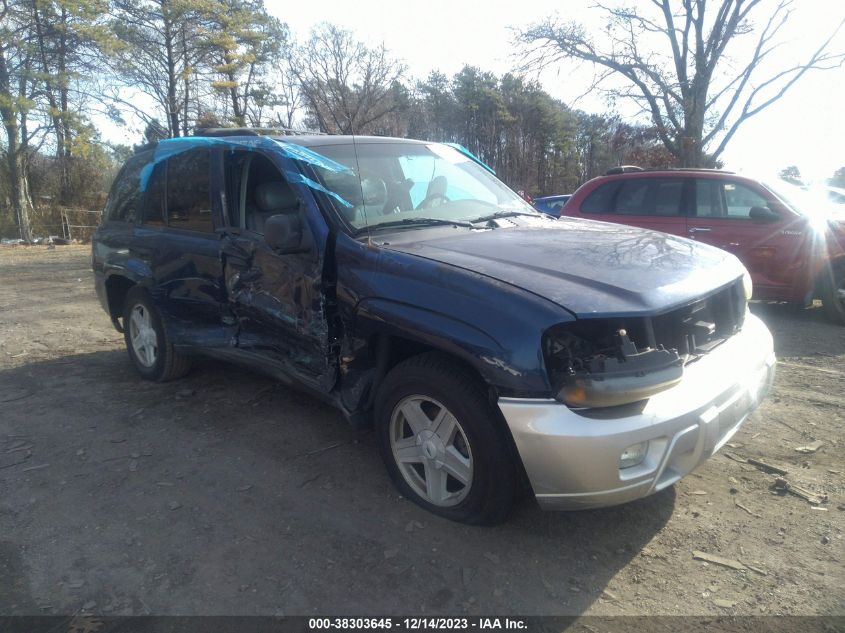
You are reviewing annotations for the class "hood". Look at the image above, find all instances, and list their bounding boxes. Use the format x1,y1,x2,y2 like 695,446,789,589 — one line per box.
382,217,744,317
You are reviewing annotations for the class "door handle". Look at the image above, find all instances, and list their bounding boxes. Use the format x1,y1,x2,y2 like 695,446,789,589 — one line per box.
688,227,711,233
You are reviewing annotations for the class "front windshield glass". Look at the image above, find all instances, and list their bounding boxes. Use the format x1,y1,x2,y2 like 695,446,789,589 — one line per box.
303,142,537,231
763,179,840,219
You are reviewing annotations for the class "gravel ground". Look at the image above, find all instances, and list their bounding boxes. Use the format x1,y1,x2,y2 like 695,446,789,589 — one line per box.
0,245,842,617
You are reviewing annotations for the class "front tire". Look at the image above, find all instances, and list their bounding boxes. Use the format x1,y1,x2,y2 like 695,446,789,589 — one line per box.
122,287,192,381
821,262,845,325
375,353,518,525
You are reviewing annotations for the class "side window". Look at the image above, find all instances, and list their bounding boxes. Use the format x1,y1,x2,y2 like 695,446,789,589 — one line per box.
143,162,167,225
695,180,724,217
724,182,769,218
581,182,620,213
228,152,300,234
696,180,769,219
652,180,684,216
167,149,212,232
104,155,146,223
615,179,683,216
615,181,650,215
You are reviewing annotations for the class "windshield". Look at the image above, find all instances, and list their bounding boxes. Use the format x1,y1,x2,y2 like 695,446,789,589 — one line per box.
301,142,537,231
763,179,842,219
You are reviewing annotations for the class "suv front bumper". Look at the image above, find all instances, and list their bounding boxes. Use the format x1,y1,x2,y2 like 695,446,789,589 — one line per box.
499,313,775,510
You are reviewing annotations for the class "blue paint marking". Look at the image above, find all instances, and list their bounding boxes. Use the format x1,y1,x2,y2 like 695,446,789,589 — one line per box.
284,171,354,208
443,142,496,175
138,136,354,208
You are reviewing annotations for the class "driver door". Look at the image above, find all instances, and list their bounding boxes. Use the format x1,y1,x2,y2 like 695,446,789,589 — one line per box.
687,178,807,298
219,149,336,392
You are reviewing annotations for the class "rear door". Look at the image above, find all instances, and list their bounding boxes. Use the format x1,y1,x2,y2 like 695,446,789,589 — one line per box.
687,178,808,299
219,149,336,392
574,177,689,237
137,147,228,345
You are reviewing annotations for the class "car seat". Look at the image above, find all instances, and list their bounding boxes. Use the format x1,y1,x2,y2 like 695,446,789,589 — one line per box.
247,182,299,233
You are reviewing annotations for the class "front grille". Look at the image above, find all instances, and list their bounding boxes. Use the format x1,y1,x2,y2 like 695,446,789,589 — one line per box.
542,279,749,393
649,280,746,357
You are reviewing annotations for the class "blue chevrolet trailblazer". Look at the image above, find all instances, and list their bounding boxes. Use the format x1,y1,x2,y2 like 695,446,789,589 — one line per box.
93,131,775,524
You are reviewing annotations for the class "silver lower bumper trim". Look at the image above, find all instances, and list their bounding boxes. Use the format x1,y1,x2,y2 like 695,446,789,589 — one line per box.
499,314,776,510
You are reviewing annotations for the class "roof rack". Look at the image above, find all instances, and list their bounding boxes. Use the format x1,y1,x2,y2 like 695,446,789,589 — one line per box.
605,165,735,175
663,167,735,174
605,165,644,175
194,127,327,138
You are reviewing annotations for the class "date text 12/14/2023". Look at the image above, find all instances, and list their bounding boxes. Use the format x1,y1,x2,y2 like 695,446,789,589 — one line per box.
308,618,528,630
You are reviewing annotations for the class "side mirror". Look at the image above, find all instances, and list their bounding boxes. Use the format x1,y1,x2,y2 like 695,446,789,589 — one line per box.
264,212,306,253
749,206,779,222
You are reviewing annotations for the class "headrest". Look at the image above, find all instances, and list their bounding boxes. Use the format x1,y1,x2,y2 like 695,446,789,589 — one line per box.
255,182,298,212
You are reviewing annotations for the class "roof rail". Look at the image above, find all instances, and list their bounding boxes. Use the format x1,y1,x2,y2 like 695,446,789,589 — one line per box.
663,167,735,174
605,165,736,175
194,127,327,138
605,165,644,175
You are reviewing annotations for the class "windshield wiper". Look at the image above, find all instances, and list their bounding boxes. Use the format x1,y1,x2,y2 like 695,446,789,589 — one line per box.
353,217,474,235
470,210,541,224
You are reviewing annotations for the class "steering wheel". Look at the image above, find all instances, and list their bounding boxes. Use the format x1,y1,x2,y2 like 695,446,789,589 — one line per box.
358,169,388,214
416,192,450,210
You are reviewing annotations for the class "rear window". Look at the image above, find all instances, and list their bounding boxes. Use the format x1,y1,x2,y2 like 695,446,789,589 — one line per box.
104,153,149,223
581,182,620,213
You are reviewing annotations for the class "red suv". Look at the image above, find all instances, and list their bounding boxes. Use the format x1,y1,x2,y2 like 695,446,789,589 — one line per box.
562,167,845,324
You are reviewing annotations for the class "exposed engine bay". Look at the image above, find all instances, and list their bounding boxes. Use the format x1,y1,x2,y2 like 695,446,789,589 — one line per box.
544,281,747,408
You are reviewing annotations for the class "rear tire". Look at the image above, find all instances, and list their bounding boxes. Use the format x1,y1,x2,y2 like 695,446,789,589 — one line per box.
122,287,192,381
821,262,845,325
375,352,517,525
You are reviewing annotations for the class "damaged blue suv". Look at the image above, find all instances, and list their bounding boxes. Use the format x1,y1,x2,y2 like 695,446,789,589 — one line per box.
93,131,775,524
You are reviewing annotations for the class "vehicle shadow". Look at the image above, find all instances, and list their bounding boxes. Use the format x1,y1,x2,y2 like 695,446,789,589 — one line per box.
0,350,674,616
750,301,844,358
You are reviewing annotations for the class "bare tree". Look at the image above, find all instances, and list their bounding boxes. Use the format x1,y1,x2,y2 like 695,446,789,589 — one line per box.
272,64,303,129
519,1,845,166
290,23,406,134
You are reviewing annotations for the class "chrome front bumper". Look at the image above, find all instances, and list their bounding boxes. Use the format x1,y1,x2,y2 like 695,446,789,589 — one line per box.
499,314,776,510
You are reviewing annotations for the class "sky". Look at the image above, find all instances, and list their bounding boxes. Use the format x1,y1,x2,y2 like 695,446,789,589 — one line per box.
104,0,845,183
269,0,845,183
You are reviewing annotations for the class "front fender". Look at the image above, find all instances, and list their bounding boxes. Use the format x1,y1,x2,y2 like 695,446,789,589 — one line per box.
333,232,574,407
353,297,549,394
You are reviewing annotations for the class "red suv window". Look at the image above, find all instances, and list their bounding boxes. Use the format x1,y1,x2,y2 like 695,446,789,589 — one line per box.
695,180,770,219
582,178,685,216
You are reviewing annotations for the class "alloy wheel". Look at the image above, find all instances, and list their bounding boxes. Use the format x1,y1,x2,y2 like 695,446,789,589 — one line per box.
129,304,158,367
389,395,473,507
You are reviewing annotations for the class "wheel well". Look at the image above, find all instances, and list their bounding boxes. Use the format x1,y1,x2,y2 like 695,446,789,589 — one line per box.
105,275,136,322
368,335,532,493
813,255,845,296
375,335,488,393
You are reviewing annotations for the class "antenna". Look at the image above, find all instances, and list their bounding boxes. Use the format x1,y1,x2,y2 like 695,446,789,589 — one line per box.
347,117,372,246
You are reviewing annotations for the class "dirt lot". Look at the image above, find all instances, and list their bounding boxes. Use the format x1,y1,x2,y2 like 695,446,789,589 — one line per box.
0,245,842,617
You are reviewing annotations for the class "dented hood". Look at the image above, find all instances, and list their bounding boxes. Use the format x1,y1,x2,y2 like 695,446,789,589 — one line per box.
382,217,744,317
